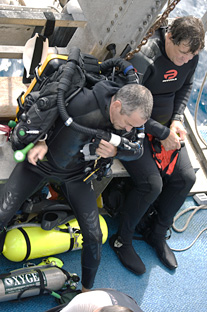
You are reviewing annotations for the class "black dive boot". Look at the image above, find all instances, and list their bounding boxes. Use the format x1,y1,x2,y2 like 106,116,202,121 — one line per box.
143,222,178,270
109,234,146,275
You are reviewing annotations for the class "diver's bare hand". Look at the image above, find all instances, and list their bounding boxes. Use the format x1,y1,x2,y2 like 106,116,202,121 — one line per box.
27,141,48,166
96,139,117,158
170,120,187,141
160,130,181,151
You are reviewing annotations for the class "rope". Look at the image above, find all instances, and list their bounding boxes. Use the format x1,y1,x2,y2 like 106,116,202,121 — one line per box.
171,204,207,251
194,71,207,147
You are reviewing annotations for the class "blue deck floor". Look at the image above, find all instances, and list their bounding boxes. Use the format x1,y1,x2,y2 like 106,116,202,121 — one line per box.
0,195,206,312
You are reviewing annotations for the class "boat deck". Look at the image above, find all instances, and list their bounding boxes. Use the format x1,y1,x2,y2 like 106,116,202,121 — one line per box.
0,196,206,312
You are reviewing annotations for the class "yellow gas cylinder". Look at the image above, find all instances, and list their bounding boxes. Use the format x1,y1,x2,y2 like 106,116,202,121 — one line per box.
3,215,108,262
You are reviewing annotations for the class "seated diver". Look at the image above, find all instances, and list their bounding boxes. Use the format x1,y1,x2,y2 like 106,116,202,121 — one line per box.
0,78,153,292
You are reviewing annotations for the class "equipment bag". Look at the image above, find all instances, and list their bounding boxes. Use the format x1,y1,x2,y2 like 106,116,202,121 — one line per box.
102,177,134,217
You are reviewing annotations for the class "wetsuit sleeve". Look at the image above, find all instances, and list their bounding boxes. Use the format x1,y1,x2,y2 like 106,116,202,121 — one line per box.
172,57,198,119
115,146,144,161
145,118,170,140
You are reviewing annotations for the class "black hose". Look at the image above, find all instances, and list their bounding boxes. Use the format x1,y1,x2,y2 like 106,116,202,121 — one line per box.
70,122,97,135
57,46,82,125
57,62,77,125
100,57,131,73
56,49,138,136
100,57,138,84
57,83,97,135
57,46,99,135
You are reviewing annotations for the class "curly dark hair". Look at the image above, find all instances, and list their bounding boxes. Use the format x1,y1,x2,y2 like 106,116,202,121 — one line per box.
168,16,205,53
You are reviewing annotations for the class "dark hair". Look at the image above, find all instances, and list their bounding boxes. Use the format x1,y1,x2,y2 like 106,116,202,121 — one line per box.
168,16,205,53
99,305,134,312
113,84,153,121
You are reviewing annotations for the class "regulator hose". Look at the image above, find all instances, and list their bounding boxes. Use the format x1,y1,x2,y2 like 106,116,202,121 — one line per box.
57,46,81,127
57,46,139,135
100,57,139,84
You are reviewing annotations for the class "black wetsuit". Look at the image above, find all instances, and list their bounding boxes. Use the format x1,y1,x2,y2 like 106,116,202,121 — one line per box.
0,80,143,289
119,28,196,242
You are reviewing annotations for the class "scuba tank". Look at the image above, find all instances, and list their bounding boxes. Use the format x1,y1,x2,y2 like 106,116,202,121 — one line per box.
0,257,79,302
2,215,108,262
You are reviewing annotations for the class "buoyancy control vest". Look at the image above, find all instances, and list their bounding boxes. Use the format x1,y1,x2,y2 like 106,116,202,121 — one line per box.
9,47,141,163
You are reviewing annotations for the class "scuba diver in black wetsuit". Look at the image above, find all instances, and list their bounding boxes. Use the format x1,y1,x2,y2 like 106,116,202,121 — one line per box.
110,16,205,274
0,80,153,292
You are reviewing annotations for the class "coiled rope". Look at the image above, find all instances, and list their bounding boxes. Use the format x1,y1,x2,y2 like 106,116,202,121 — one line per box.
171,204,207,251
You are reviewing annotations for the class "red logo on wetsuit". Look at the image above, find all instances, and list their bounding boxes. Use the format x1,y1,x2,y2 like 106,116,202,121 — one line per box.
164,70,178,80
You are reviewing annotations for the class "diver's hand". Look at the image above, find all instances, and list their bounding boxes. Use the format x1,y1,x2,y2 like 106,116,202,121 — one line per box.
170,120,187,141
161,120,186,151
160,130,181,151
27,141,48,166
96,139,117,158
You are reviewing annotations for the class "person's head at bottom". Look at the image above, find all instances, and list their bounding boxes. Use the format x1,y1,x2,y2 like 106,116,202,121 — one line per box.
94,306,133,312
